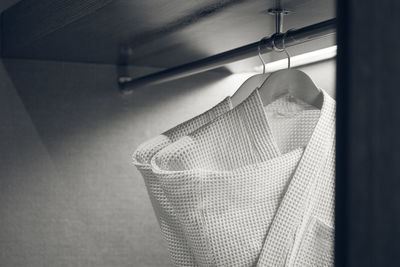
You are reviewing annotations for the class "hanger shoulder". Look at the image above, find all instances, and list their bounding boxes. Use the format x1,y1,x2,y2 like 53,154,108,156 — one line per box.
258,69,323,109
231,73,269,107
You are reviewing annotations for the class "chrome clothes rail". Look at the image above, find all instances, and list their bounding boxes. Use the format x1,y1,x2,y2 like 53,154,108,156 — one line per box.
119,18,336,94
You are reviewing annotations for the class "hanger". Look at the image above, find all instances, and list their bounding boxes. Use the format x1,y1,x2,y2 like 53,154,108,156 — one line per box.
258,30,323,109
230,37,270,107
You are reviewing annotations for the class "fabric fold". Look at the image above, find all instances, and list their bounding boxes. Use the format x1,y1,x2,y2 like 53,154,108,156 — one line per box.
132,97,232,266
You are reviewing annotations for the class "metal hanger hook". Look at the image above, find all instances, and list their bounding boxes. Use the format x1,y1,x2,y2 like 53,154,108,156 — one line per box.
272,29,295,69
271,33,284,52
258,37,268,74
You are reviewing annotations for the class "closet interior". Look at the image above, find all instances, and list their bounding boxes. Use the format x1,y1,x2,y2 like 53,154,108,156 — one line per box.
5,0,398,266
0,1,337,267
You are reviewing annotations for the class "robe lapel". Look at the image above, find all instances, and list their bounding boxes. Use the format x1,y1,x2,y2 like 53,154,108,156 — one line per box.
238,90,281,162
256,90,336,267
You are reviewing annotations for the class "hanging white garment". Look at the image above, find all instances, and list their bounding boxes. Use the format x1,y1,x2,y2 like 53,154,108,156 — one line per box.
132,97,232,266
151,89,335,267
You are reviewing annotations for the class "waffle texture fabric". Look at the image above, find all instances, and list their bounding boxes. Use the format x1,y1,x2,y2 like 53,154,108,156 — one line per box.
132,97,232,266
151,89,335,267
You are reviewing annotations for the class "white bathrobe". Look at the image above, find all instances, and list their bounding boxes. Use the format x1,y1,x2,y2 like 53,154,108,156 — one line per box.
151,89,335,267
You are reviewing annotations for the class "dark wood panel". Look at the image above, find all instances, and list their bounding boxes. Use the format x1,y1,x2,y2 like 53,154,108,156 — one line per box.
0,0,22,13
1,0,334,68
1,0,244,63
1,0,113,51
335,0,400,266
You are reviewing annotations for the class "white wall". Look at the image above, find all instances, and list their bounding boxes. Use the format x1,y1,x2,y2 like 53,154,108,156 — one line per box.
0,60,65,267
301,59,336,98
0,58,335,267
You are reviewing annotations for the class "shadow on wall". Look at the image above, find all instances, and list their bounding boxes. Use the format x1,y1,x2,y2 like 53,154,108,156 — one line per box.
4,60,235,148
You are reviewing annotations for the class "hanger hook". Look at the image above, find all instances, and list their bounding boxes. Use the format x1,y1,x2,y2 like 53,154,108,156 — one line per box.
272,29,294,69
258,37,268,74
282,29,294,69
